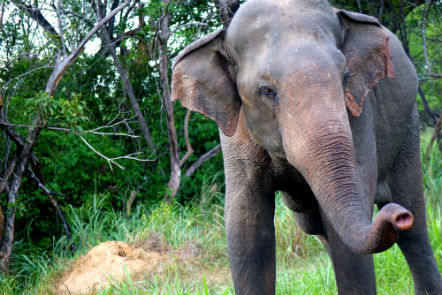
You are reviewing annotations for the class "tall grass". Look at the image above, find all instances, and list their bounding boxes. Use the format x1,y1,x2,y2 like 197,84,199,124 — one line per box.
0,134,441,294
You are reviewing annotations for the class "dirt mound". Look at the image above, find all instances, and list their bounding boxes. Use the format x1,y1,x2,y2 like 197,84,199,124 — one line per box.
56,241,168,294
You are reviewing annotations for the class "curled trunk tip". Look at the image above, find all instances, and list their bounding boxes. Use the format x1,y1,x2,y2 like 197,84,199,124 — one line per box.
359,203,414,254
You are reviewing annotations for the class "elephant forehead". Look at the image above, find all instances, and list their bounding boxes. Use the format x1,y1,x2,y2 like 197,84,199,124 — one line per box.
235,41,345,93
226,0,340,60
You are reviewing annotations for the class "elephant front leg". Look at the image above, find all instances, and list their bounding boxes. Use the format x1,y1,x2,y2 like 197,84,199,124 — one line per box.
320,214,377,295
225,187,276,295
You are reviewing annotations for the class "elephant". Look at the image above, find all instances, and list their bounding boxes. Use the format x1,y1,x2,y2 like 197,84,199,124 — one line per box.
171,0,442,294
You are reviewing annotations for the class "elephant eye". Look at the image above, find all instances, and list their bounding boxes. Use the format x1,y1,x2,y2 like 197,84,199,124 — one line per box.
342,69,352,86
260,86,277,100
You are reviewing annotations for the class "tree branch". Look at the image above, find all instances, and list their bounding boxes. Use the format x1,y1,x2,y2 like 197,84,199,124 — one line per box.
0,122,139,138
79,135,125,170
179,110,193,167
425,110,442,161
46,0,131,96
60,8,94,28
418,86,438,126
0,113,43,181
421,0,434,73
93,0,157,153
1,65,53,91
27,167,74,251
10,0,60,41
55,0,67,57
184,144,222,178
0,154,17,195
0,1,5,31
215,0,240,29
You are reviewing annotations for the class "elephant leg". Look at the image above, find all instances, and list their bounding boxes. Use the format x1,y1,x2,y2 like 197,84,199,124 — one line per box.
387,116,442,295
281,191,325,235
225,185,276,295
221,113,277,295
320,213,377,295
396,227,442,295
387,168,441,295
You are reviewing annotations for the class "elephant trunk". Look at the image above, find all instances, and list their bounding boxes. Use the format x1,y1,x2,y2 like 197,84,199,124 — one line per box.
279,108,413,254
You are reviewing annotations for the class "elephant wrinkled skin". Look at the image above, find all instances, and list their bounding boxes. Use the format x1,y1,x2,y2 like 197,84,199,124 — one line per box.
171,0,442,294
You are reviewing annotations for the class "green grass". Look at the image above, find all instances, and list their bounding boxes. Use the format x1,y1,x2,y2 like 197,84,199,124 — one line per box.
0,135,441,295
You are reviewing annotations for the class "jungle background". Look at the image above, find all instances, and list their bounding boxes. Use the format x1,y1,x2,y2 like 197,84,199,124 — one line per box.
0,0,441,294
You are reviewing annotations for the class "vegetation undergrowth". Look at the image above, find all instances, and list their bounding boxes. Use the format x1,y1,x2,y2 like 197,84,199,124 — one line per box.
0,135,441,295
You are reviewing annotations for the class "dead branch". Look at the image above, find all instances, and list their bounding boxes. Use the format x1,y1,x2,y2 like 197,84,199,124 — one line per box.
126,190,136,217
0,119,153,170
79,135,125,170
184,144,222,178
79,135,154,171
425,110,442,161
179,110,194,167
0,65,52,91
55,0,67,57
215,0,240,29
418,86,438,126
429,73,442,78
0,122,139,138
0,154,17,195
27,167,74,252
171,22,209,34
109,152,154,162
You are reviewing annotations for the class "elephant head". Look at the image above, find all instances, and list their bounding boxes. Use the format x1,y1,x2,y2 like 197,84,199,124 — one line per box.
172,0,413,254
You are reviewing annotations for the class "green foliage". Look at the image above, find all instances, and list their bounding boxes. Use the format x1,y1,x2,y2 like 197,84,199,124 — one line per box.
421,130,442,209
406,3,442,124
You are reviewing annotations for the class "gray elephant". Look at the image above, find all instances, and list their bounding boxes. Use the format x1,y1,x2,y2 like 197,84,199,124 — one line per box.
171,0,442,294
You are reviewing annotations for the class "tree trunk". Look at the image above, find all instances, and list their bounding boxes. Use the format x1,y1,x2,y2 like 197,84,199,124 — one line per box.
0,114,42,272
425,110,442,160
158,0,180,202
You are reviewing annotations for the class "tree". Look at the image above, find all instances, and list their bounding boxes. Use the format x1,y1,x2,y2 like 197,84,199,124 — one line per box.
0,0,131,272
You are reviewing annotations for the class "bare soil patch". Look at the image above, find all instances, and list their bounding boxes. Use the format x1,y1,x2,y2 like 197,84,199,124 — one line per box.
56,241,169,294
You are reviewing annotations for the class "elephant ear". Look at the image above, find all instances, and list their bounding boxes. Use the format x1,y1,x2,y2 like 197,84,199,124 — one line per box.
172,29,241,137
336,9,395,117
